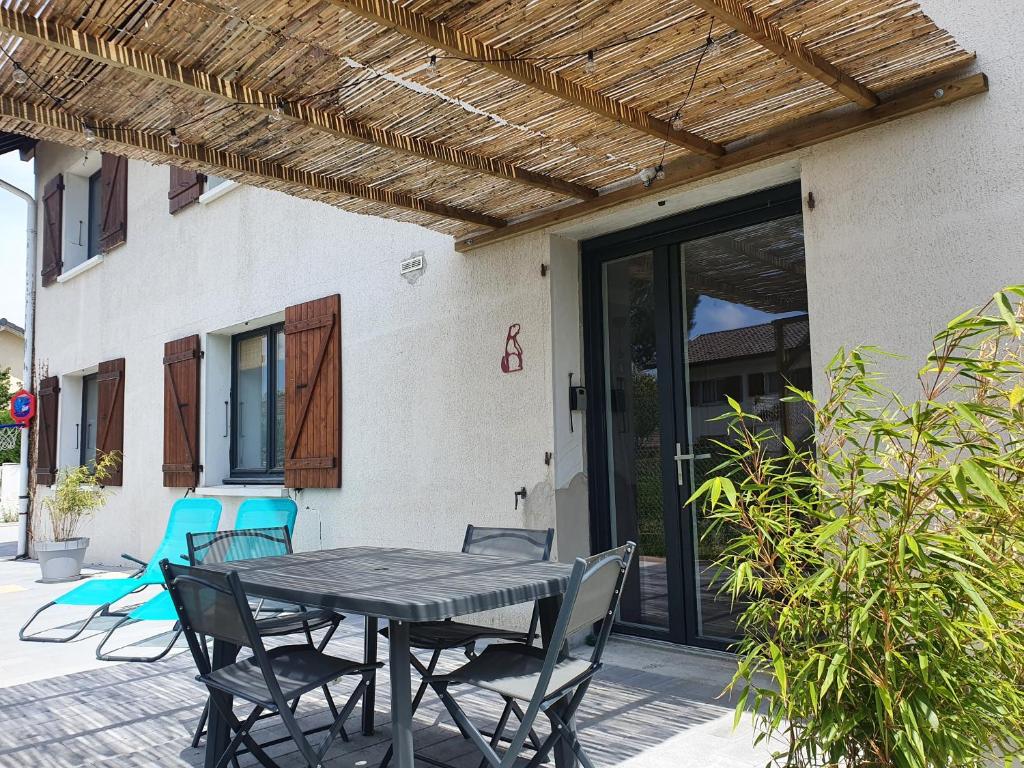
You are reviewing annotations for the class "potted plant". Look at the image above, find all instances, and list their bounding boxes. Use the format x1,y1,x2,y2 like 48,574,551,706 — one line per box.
35,451,121,582
691,287,1024,768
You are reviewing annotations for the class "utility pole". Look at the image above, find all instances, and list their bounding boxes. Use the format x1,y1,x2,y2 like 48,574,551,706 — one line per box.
0,175,36,559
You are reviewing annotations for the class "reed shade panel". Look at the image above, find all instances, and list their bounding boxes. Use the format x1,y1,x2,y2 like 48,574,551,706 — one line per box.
0,0,973,238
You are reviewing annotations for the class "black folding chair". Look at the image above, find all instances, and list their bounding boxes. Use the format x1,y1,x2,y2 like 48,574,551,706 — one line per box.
379,525,555,768
161,559,379,768
426,543,636,768
185,527,347,749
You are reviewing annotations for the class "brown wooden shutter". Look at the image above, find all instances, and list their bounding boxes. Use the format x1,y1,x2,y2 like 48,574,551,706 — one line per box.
96,358,125,486
284,294,341,488
99,154,127,253
162,335,201,487
35,375,59,486
168,167,205,214
41,175,63,286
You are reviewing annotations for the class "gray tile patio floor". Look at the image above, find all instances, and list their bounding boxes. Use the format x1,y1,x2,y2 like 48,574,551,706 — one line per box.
0,526,771,768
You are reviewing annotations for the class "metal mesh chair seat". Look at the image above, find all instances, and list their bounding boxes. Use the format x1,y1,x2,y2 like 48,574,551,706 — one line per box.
441,643,594,702
202,644,376,709
256,608,340,637
381,620,528,650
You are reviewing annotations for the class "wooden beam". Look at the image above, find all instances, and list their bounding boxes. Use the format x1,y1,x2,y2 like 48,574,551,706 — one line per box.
686,272,804,313
0,95,506,228
332,0,726,159
688,0,879,108
726,238,805,275
455,73,988,252
0,7,596,201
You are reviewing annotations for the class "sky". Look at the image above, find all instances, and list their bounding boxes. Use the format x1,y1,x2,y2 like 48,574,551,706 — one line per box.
688,295,807,339
0,152,34,327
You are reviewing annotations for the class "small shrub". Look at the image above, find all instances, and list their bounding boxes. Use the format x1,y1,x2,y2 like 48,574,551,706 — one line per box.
38,452,121,542
691,287,1024,768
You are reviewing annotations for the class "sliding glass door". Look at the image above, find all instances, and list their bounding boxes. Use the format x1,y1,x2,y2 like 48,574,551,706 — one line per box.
584,184,812,649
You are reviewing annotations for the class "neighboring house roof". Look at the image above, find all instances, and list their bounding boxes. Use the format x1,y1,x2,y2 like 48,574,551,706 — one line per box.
0,319,25,338
688,318,810,365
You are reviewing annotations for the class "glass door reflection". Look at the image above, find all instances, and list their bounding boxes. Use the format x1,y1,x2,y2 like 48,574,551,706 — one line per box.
677,214,812,643
602,250,672,629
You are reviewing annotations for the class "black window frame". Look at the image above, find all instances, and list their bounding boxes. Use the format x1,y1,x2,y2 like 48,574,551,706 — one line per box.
86,169,102,261
80,372,99,468
229,323,285,482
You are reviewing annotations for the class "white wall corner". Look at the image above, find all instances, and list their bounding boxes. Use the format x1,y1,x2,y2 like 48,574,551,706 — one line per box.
547,234,590,561
201,333,232,486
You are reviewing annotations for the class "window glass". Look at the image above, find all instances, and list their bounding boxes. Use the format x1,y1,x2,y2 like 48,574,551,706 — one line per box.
81,374,99,468
231,324,285,478
206,175,230,192
274,328,285,471
87,171,102,259
234,334,268,472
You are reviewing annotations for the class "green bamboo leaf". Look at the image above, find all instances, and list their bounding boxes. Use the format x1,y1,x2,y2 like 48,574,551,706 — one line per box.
769,642,787,698
684,478,714,506
995,291,1022,336
720,476,737,507
733,686,749,730
709,476,722,507
1010,384,1024,409
960,459,1009,511
953,571,994,626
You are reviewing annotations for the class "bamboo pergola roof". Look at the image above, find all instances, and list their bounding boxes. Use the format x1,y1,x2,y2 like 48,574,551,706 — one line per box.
0,0,983,249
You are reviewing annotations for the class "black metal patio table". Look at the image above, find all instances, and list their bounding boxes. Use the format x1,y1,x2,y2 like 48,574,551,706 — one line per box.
200,546,575,768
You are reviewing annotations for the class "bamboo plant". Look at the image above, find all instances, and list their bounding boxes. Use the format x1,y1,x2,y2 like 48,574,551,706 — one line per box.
690,288,1024,768
39,451,121,542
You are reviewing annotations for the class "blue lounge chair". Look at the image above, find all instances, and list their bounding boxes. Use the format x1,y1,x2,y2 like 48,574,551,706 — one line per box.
93,497,300,663
19,497,222,644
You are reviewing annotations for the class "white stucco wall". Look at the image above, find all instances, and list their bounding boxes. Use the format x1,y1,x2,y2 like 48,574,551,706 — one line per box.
799,0,1023,392
0,329,23,389
0,462,18,521
31,146,559,565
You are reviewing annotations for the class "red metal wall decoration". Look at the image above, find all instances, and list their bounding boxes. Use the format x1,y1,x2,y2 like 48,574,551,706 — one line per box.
501,324,524,373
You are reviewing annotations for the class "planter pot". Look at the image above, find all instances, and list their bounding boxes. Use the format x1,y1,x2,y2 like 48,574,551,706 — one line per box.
36,537,91,582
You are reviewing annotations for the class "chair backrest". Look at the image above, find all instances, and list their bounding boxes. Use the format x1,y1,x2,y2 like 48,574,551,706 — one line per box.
162,561,292,716
552,543,635,668
462,525,554,561
235,498,298,534
188,526,292,566
140,498,223,581
499,543,635,763
564,546,634,641
161,560,261,651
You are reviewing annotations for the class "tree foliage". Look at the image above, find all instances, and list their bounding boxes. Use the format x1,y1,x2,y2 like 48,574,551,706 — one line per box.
0,367,18,464
690,287,1024,768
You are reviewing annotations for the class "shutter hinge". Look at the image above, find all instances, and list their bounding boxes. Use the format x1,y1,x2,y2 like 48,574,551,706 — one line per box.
198,464,204,473
200,350,205,359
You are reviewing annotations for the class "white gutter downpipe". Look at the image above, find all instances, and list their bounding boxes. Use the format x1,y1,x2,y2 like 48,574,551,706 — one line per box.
0,176,36,560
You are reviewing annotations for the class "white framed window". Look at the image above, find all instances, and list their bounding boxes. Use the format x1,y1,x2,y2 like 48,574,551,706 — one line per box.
198,174,238,205
61,152,103,272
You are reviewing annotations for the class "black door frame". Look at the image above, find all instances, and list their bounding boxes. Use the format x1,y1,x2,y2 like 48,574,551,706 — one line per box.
581,182,803,650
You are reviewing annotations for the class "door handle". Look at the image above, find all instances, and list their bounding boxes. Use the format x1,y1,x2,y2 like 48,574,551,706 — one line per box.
674,443,711,487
